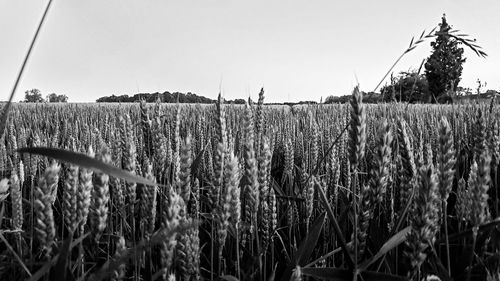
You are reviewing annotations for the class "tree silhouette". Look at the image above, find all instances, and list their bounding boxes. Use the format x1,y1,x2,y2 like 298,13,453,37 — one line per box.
381,71,429,103
47,93,68,102
424,14,465,103
24,89,44,103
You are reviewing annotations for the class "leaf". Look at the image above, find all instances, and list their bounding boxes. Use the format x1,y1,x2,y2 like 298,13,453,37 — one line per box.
427,27,437,37
359,226,411,270
88,224,194,281
408,37,414,48
0,232,31,277
304,246,343,268
50,234,74,281
271,177,286,197
28,257,54,281
29,234,88,281
419,29,425,39
279,213,327,281
295,212,326,266
220,276,239,281
443,218,500,242
316,181,354,269
17,147,161,187
301,268,409,281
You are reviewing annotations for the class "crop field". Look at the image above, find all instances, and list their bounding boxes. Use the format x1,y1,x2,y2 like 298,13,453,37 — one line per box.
0,89,499,281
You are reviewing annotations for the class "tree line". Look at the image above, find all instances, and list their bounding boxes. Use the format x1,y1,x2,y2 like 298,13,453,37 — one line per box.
23,89,68,103
96,91,215,103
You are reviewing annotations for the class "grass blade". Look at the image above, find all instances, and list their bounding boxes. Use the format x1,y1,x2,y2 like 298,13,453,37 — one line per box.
50,234,73,281
0,231,31,277
295,212,326,265
88,223,194,281
443,217,500,242
28,234,88,281
0,0,54,137
220,276,239,281
359,226,411,271
316,181,355,269
17,147,161,187
279,212,326,280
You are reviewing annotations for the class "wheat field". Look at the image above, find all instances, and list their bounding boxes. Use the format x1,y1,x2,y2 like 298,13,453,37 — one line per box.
0,88,499,281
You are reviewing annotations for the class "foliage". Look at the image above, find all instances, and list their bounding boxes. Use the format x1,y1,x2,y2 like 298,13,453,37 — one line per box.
381,71,429,103
324,95,339,104
96,91,215,103
424,15,465,103
324,92,382,104
46,93,68,103
230,98,246,104
23,88,44,103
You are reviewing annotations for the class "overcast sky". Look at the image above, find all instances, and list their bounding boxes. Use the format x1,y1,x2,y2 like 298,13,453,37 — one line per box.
1,0,499,103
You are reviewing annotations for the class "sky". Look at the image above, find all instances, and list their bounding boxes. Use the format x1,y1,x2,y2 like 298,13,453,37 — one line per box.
1,1,499,103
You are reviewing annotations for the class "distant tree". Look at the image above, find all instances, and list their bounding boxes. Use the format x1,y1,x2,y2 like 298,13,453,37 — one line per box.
231,99,246,104
297,101,317,105
424,15,465,103
59,94,68,102
96,91,215,103
324,95,337,104
47,93,56,102
381,71,429,103
363,91,383,103
324,95,354,104
47,93,68,102
24,89,44,103
485,89,499,96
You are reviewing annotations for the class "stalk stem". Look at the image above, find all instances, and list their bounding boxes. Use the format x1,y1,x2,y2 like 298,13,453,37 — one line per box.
236,225,241,281
443,201,451,276
466,226,478,281
0,0,54,136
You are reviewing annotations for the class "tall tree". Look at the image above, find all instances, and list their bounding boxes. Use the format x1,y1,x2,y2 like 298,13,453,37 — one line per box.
424,14,465,103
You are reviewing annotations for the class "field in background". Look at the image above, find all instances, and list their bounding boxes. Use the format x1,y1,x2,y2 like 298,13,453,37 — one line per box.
0,91,499,281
